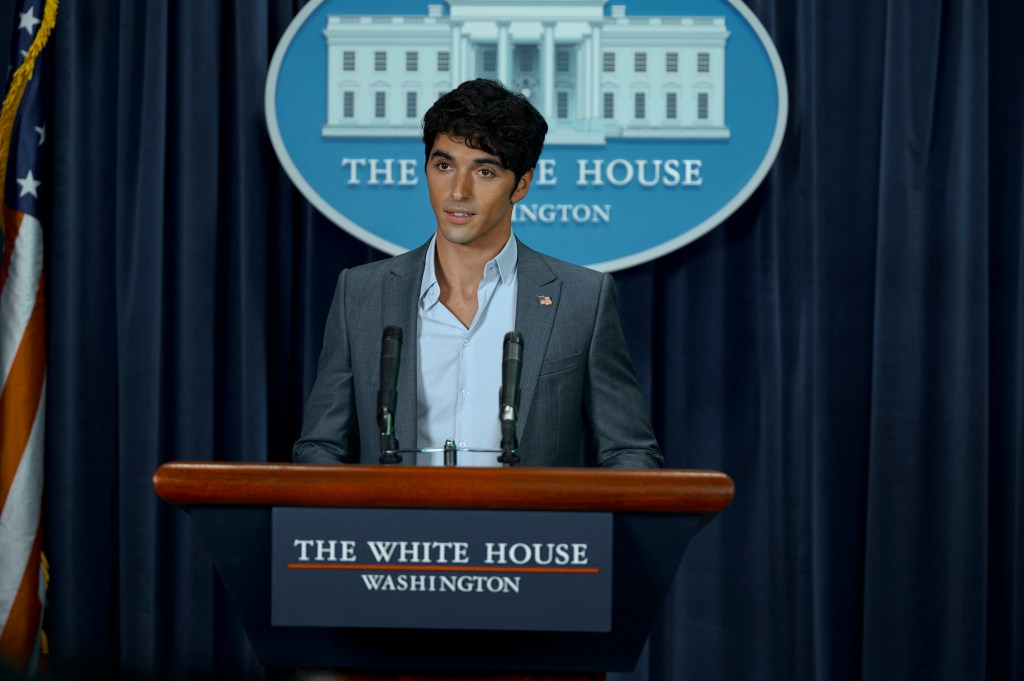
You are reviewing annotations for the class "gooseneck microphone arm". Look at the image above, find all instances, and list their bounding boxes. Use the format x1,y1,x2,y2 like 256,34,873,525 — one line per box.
497,331,523,466
377,326,403,464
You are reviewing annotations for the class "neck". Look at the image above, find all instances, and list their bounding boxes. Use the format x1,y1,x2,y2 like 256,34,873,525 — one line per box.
434,230,511,295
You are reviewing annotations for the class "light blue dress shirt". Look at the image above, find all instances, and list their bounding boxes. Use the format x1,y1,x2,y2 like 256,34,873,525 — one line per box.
416,235,518,466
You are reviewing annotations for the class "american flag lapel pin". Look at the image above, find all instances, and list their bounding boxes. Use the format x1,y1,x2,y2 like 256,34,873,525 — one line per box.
538,295,553,306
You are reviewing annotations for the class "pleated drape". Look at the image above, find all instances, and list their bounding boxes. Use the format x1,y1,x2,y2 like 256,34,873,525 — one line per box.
38,1,1023,680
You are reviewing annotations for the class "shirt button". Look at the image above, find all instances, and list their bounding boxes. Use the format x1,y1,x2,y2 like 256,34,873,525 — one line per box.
459,441,467,447
461,389,470,396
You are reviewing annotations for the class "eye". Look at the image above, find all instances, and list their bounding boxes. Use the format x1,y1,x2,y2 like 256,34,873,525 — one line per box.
435,161,451,171
479,167,495,177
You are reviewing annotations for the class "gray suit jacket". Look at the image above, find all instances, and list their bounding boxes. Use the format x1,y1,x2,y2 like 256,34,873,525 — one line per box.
293,238,663,468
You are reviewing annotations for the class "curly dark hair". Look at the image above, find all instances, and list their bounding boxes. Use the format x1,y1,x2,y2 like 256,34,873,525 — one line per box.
422,79,548,185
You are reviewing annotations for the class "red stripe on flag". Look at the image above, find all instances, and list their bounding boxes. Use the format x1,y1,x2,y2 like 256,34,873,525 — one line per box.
0,277,45,510
0,520,43,667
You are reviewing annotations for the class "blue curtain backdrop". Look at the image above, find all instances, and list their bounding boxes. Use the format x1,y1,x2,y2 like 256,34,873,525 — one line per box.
30,0,1023,679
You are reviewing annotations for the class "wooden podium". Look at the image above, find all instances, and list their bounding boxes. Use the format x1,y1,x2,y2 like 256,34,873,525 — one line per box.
153,463,733,680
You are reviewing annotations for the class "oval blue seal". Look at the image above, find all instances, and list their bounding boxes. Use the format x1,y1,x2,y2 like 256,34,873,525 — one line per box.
266,0,787,271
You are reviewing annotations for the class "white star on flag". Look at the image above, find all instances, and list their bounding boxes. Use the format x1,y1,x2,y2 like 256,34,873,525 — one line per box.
18,6,40,34
17,169,41,197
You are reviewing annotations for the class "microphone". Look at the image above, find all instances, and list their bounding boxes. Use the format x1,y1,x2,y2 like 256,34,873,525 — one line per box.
498,331,523,466
377,326,403,464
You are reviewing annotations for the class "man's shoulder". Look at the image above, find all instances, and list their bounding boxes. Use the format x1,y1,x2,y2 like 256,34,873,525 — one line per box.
517,239,608,290
340,243,428,286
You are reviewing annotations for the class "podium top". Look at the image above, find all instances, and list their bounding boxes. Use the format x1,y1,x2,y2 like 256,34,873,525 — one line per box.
153,463,733,514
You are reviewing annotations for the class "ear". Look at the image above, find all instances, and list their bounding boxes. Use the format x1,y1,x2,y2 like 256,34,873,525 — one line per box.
510,168,534,204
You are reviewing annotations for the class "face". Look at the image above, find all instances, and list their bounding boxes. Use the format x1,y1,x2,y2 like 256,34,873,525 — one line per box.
426,134,533,252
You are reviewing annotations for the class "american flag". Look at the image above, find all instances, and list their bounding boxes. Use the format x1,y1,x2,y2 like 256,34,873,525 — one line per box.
0,0,56,672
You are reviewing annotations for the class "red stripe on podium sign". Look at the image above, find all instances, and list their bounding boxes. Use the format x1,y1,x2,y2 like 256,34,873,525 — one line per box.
287,563,600,574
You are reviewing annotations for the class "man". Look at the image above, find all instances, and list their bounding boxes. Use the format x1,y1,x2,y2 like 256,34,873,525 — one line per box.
294,79,662,468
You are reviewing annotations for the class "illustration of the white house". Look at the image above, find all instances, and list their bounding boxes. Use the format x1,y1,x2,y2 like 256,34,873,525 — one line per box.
322,1,730,144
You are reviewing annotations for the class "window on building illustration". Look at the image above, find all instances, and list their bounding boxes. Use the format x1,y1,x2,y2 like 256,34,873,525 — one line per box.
375,91,386,118
375,51,387,71
635,52,646,73
556,49,570,73
698,52,710,73
603,92,614,118
519,49,534,72
635,92,646,119
343,91,354,118
603,52,615,72
406,51,418,72
666,92,677,119
343,51,355,71
697,92,709,119
666,52,678,72
406,91,417,118
484,49,497,72
438,51,450,72
557,91,569,119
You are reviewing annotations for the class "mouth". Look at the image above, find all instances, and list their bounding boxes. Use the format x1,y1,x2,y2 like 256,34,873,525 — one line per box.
444,209,476,224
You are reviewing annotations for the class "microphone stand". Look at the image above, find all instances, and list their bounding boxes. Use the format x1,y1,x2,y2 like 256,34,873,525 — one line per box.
497,331,523,467
443,439,458,467
378,409,401,465
377,326,403,464
497,409,520,466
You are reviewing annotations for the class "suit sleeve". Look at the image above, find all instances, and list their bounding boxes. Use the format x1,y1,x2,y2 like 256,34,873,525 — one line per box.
293,270,358,464
585,273,665,469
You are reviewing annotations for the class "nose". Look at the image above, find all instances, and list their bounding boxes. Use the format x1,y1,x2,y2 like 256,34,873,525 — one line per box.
451,169,472,201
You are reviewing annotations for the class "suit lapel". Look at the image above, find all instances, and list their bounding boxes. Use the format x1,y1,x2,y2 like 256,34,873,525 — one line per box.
514,240,560,441
382,243,429,464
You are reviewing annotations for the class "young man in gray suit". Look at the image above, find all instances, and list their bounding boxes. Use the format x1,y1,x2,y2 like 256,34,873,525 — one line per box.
294,79,662,469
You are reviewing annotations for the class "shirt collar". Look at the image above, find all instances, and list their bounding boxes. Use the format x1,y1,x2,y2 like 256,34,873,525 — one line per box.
419,234,518,308
492,233,519,283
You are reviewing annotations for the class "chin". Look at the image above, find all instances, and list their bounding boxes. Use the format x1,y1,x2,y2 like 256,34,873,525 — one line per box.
439,228,474,245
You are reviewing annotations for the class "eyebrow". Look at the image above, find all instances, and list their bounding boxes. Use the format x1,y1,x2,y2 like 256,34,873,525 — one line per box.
430,149,505,168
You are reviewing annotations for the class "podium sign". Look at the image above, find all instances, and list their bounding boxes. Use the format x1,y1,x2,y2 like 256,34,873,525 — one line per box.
272,508,612,631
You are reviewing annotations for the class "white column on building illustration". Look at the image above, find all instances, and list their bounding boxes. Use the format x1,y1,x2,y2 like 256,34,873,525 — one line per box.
497,22,511,86
451,23,462,85
578,36,590,127
590,23,602,120
717,44,727,126
462,35,471,82
541,22,555,120
326,43,337,125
